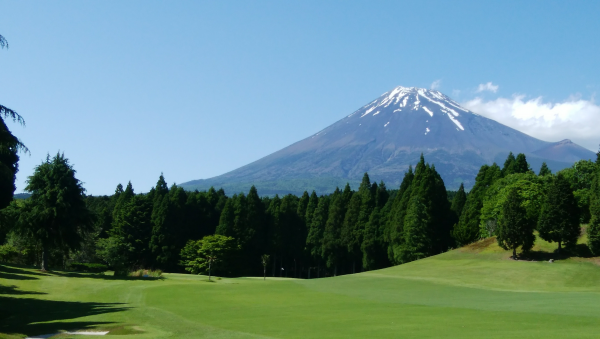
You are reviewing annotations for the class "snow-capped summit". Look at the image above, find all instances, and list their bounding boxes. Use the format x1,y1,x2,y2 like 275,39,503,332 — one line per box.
182,86,595,195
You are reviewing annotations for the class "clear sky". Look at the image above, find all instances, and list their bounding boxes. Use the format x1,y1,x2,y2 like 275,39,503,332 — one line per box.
1,0,599,195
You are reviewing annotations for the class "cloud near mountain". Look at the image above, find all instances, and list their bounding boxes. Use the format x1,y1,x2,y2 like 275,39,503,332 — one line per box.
463,94,600,151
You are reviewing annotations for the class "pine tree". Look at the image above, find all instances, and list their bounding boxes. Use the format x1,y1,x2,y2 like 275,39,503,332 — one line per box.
496,187,535,259
538,162,552,176
216,198,235,236
265,195,282,276
538,174,580,254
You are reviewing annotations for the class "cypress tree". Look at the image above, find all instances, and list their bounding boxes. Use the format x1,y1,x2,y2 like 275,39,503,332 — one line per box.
512,153,530,174
305,191,318,230
385,165,415,264
361,206,383,270
538,174,580,253
265,195,282,276
502,152,516,176
451,183,467,217
401,197,430,263
453,164,502,245
538,162,552,176
216,198,235,236
323,189,345,275
496,187,535,259
306,195,328,275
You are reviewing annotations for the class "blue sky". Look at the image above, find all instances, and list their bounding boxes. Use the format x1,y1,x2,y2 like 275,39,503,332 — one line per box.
1,0,599,195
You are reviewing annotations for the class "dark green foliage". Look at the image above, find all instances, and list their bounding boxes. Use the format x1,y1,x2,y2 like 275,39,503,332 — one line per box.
0,34,28,210
538,162,552,176
502,152,529,176
496,188,535,258
538,174,580,253
401,197,430,262
323,189,344,274
502,152,516,176
453,164,502,245
306,195,328,265
69,262,108,273
14,153,93,270
180,234,238,276
385,165,414,264
588,158,600,255
450,183,467,218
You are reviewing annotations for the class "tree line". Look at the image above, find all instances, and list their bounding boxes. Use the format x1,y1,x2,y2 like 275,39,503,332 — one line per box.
2,150,600,277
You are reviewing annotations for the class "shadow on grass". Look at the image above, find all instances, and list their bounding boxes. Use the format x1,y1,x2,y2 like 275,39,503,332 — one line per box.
49,271,165,281
0,264,163,282
0,296,129,337
521,244,595,261
0,285,46,295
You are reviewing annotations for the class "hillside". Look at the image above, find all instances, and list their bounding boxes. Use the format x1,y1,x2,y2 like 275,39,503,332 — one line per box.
181,87,595,195
2,234,600,338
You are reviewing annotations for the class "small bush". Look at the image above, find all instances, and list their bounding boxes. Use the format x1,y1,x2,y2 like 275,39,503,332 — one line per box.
69,262,108,273
0,245,20,263
128,269,162,278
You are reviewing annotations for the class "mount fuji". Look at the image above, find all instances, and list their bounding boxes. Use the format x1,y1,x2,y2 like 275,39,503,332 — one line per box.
181,86,595,195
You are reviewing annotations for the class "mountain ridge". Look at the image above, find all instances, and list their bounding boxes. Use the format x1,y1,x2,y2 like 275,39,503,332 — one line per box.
182,86,595,195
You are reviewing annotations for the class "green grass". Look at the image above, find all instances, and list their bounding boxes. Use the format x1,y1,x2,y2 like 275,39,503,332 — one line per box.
2,236,600,338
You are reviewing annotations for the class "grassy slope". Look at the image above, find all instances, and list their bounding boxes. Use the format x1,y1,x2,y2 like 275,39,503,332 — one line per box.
2,236,600,338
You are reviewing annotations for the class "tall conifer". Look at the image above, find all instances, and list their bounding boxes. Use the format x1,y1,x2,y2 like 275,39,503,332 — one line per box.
538,174,580,253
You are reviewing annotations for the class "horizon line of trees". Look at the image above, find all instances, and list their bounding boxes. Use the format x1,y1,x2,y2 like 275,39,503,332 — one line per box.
2,149,600,277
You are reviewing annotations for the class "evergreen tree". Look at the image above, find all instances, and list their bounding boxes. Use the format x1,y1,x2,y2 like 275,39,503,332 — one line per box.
401,197,430,263
0,34,28,210
496,188,535,259
361,206,384,270
304,191,318,231
323,189,345,275
15,153,93,270
538,162,552,176
265,195,282,276
512,153,530,174
538,174,580,253
587,153,600,254
385,165,415,264
450,183,467,218
306,195,328,274
453,164,502,245
502,152,516,176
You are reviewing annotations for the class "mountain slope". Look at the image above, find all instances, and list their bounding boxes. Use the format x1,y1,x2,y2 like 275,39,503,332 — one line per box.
182,86,595,195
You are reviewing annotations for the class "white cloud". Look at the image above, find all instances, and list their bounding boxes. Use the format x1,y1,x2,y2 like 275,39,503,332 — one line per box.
476,82,499,93
430,79,441,90
462,94,600,151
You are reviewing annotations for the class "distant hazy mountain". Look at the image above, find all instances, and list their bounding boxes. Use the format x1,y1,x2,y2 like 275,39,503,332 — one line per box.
181,86,595,195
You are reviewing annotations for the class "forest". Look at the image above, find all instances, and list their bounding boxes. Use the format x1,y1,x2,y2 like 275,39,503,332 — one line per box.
1,149,599,278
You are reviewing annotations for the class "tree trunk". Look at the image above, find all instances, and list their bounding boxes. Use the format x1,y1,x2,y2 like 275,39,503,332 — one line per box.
512,248,517,260
263,266,266,280
208,261,212,281
272,255,276,277
40,245,48,271
558,241,562,255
